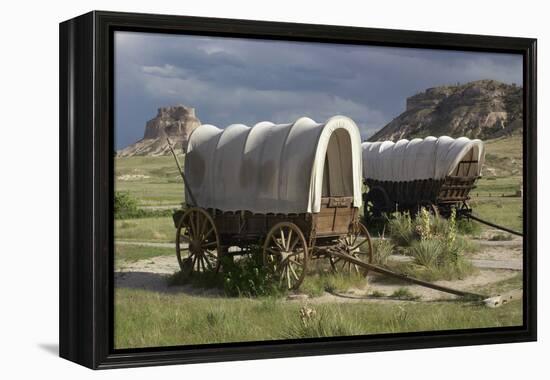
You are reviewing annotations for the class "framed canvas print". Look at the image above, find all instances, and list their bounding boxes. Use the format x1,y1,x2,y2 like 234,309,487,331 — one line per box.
59,11,537,369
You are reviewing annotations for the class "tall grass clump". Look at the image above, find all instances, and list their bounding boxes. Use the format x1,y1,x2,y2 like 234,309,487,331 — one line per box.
387,212,415,246
283,306,363,339
372,238,394,266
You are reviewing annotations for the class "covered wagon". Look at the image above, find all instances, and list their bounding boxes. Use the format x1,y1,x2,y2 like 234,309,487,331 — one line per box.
362,136,485,219
172,116,373,290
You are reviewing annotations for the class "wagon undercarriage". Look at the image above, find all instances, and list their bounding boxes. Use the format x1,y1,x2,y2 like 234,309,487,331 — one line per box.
363,174,479,221
172,196,374,290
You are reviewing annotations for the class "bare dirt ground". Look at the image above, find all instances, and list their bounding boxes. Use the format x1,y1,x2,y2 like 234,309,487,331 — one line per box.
115,237,523,303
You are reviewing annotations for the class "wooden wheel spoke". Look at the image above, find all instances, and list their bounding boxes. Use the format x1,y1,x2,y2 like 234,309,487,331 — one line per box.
287,248,304,260
288,262,300,280
280,229,286,250
195,212,201,240
286,265,292,289
286,229,293,251
188,214,198,239
201,241,217,249
350,232,359,246
271,235,285,251
279,265,287,283
179,231,191,244
191,255,198,270
289,258,303,267
288,235,300,252
198,215,208,239
203,226,215,240
351,237,368,251
266,247,280,256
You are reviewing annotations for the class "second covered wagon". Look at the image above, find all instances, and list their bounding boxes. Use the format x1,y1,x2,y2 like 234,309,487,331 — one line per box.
173,116,373,290
362,136,485,219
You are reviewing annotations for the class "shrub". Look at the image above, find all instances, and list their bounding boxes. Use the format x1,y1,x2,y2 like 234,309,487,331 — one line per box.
221,254,283,297
114,191,174,219
114,191,139,218
168,248,284,298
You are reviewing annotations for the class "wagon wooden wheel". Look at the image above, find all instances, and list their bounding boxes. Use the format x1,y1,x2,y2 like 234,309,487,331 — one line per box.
263,222,309,290
176,207,221,276
330,222,373,275
364,186,391,221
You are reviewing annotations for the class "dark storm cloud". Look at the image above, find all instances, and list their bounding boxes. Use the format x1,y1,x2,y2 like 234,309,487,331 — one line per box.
114,32,522,149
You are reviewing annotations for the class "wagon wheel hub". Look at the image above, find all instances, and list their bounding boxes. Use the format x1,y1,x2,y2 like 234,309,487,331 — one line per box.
189,240,202,254
280,250,292,262
330,222,373,275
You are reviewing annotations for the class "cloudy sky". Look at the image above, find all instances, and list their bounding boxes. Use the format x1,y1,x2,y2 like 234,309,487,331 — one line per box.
114,31,522,149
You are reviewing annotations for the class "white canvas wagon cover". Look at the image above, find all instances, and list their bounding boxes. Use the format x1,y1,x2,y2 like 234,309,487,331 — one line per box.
184,116,363,214
362,136,485,182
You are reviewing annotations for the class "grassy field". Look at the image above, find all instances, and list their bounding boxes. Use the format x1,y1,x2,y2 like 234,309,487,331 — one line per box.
115,217,176,242
465,134,523,232
482,134,523,177
470,197,523,232
115,155,185,206
114,286,522,349
115,244,174,269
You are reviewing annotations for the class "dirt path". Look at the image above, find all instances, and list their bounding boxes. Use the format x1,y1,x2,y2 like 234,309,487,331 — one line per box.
115,234,523,302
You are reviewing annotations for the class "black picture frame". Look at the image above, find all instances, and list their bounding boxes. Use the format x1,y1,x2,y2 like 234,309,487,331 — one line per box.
59,10,537,369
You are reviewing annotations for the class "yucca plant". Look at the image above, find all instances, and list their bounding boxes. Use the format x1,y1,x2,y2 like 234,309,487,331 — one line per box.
410,239,444,268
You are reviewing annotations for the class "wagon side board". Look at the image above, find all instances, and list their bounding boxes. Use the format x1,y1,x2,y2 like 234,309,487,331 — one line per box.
173,196,357,248
365,175,479,213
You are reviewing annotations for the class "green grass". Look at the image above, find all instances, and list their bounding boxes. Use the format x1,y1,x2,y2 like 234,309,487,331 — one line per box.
482,135,523,177
115,244,174,268
115,217,176,242
115,155,186,206
471,273,523,296
114,287,522,348
474,176,523,196
466,135,524,233
469,197,523,232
